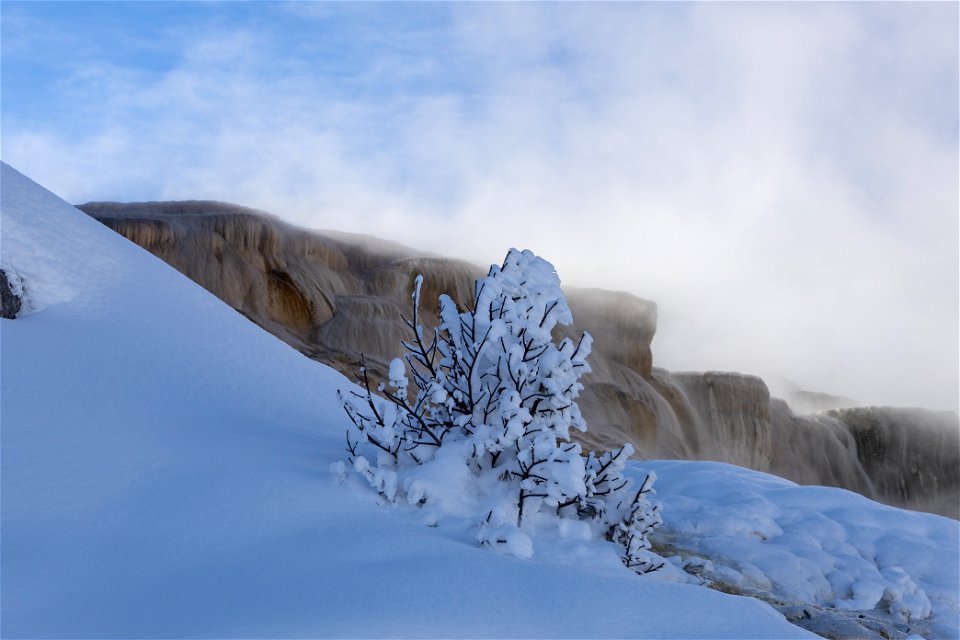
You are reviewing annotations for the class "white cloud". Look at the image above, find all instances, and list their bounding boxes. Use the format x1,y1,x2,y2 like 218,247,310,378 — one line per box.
3,2,956,410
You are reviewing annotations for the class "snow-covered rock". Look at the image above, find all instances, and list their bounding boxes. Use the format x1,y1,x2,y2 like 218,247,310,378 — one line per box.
646,460,959,639
0,268,22,318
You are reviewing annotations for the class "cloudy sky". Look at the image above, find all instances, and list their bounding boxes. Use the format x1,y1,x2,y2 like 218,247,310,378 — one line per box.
2,2,957,411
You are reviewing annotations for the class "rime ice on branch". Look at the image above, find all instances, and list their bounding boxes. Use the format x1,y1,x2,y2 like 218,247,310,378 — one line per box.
338,248,662,573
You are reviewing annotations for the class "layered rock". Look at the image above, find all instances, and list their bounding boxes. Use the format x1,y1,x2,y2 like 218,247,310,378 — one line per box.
671,371,773,470
831,407,960,518
78,200,960,518
768,400,874,497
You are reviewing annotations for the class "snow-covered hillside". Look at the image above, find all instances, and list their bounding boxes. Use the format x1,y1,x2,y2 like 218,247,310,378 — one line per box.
1,162,956,638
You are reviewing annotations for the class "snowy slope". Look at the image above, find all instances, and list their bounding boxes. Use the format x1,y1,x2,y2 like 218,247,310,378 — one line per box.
0,162,812,637
2,162,956,639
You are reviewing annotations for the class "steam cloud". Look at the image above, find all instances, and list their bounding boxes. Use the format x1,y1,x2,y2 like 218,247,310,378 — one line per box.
2,2,957,411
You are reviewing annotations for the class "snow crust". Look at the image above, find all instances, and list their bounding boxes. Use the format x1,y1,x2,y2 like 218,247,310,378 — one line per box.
1,161,954,638
644,461,959,638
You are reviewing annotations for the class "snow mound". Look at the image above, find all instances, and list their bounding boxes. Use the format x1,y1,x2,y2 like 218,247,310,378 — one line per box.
645,460,959,638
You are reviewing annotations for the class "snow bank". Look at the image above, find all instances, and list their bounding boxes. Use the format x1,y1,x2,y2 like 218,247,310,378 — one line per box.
0,162,811,637
645,460,959,638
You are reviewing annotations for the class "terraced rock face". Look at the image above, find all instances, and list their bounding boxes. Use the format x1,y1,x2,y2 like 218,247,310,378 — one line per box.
79,201,959,518
831,407,960,518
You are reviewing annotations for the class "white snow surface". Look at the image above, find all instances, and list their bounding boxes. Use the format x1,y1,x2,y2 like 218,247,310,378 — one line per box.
0,162,956,638
643,461,959,638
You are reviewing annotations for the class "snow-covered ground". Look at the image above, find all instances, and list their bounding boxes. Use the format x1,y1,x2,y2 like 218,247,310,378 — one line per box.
1,162,956,638
645,461,959,639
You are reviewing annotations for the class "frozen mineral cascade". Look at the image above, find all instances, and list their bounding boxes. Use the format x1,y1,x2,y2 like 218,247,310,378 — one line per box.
79,199,960,519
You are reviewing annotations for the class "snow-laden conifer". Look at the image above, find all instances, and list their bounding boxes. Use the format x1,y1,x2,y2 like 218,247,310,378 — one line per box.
338,248,662,573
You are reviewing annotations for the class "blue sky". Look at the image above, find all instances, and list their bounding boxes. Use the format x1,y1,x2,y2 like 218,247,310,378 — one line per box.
2,1,958,411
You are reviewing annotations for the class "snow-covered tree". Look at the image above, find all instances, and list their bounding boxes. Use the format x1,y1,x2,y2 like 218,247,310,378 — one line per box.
338,248,661,573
